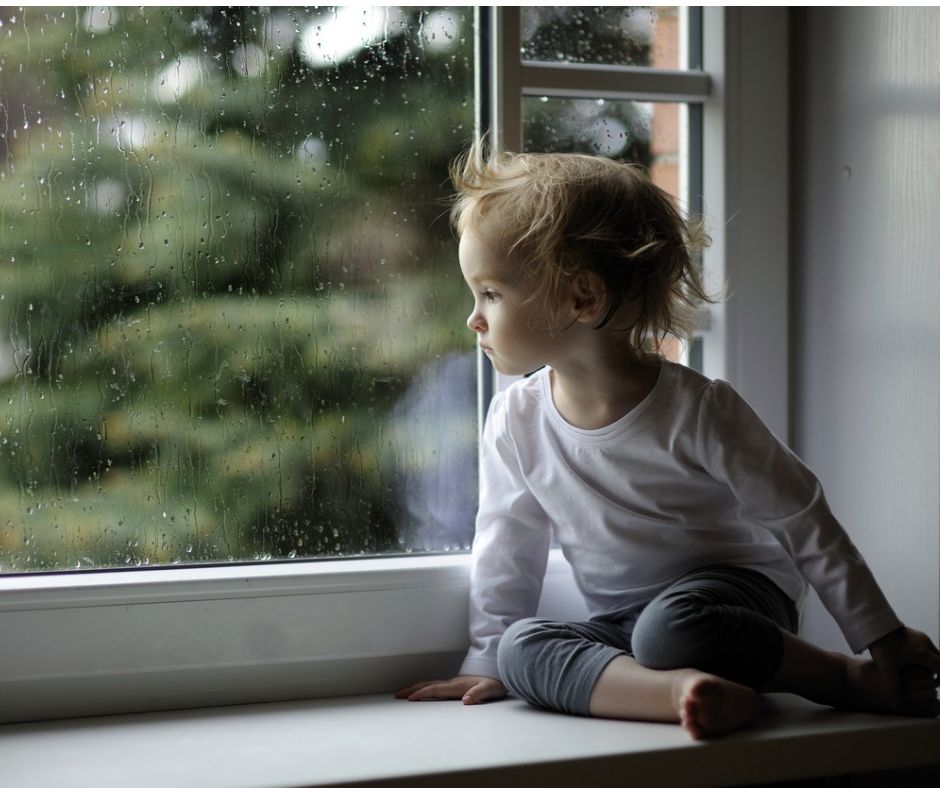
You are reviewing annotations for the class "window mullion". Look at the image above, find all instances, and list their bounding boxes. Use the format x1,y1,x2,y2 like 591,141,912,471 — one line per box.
521,62,711,103
492,6,523,153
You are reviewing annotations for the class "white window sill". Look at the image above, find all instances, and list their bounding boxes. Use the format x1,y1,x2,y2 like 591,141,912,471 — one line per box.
3,693,939,788
0,551,589,723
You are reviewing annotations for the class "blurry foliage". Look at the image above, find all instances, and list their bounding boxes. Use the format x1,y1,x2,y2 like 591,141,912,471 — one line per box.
0,6,475,570
521,6,657,66
523,96,654,161
520,7,658,159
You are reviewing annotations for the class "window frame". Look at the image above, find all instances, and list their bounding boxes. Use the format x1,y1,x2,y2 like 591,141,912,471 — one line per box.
0,7,790,724
699,7,790,440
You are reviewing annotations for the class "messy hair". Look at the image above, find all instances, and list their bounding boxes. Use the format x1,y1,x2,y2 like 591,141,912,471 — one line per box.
450,142,715,352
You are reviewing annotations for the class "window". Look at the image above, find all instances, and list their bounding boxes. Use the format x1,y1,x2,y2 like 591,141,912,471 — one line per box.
0,6,477,573
0,8,791,723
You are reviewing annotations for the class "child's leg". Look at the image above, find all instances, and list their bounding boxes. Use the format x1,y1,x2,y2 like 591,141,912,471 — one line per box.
496,616,633,716
589,656,761,739
497,615,760,739
592,564,798,737
592,629,895,730
629,565,799,690
627,566,927,716
762,629,933,715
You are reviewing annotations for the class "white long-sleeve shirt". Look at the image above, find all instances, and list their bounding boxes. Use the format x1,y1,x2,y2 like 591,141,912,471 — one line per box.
459,362,902,680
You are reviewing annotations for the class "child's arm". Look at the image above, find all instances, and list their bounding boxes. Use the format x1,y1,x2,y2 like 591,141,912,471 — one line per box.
697,380,903,653
395,388,550,704
868,626,940,714
394,675,507,705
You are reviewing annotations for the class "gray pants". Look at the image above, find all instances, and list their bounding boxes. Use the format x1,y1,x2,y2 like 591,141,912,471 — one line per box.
496,565,799,717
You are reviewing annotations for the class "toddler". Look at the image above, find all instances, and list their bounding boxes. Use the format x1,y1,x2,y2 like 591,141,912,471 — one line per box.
397,146,940,738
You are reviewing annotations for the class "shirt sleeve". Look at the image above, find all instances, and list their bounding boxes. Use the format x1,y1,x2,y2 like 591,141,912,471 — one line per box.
459,390,552,679
695,380,902,653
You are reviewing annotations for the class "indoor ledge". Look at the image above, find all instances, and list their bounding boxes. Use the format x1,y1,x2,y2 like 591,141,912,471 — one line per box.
2,694,939,788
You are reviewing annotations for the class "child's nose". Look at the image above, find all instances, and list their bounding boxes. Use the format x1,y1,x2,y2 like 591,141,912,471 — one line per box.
467,309,485,333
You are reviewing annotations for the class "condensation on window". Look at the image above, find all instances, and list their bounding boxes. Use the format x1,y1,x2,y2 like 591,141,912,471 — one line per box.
0,7,477,572
521,7,681,69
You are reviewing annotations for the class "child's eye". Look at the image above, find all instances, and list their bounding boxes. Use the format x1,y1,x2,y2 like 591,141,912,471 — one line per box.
482,290,500,303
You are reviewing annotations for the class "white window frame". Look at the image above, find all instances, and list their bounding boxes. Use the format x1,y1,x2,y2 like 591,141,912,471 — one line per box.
0,7,789,724
700,7,790,440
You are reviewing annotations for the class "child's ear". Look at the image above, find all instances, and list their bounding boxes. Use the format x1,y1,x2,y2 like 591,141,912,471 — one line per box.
570,271,608,322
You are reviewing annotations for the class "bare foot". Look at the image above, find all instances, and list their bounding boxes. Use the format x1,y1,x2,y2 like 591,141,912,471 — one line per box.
836,658,894,713
838,658,939,717
672,671,761,740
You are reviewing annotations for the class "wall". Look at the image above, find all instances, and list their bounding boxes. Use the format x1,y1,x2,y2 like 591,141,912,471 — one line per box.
792,8,940,651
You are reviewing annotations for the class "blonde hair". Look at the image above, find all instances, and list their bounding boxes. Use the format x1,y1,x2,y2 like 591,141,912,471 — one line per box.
450,143,714,352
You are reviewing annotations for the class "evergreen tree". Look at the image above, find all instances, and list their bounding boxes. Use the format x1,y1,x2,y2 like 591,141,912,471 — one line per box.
0,7,475,569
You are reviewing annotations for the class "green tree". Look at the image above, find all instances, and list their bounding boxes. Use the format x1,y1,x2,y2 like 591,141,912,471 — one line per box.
0,6,475,570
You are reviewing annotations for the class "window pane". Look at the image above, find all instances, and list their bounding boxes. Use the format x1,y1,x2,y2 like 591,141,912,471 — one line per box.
522,7,682,69
523,97,687,202
0,7,476,572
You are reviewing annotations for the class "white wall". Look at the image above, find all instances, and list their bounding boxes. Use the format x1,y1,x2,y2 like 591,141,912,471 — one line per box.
792,8,940,651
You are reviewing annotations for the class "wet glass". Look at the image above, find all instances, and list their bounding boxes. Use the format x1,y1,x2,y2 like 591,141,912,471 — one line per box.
521,7,682,69
523,97,688,202
0,7,477,572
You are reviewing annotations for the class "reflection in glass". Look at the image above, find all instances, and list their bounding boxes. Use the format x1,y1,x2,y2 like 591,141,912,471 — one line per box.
522,7,681,69
0,7,476,571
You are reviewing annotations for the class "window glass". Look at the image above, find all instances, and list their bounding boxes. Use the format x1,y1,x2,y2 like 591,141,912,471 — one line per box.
523,97,686,201
522,7,682,69
0,6,476,572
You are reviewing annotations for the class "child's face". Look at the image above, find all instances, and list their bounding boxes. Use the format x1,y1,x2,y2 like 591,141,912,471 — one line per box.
458,228,565,377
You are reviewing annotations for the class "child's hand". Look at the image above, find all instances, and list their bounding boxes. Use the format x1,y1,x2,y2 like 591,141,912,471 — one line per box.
394,675,507,705
868,626,940,716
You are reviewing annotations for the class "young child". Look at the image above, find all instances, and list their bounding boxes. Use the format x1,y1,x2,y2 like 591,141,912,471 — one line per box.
396,146,940,739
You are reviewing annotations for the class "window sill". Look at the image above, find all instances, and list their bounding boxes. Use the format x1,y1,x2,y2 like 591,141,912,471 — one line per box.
3,693,938,788
0,553,477,607
0,550,588,723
